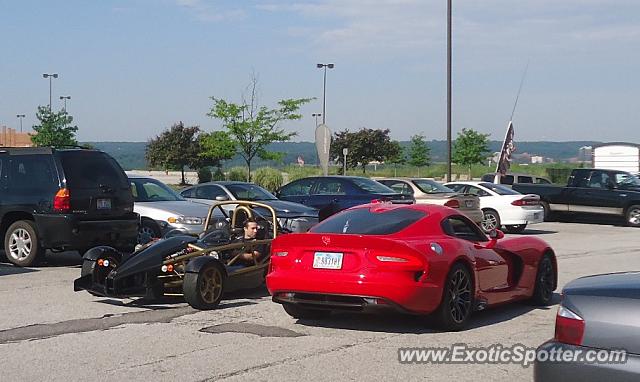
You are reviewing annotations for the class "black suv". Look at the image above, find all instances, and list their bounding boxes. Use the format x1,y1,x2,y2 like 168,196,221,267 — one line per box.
0,147,139,266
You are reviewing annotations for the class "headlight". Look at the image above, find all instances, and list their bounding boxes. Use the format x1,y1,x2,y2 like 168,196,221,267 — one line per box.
167,216,203,225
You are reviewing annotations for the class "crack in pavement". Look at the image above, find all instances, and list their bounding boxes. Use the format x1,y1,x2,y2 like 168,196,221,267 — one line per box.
200,322,306,337
0,307,198,344
104,344,223,373
202,334,399,381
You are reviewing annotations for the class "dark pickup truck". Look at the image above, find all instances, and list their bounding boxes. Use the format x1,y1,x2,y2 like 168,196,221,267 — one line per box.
512,168,640,227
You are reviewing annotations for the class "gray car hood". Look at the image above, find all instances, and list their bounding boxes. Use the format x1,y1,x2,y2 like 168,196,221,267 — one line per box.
254,199,318,218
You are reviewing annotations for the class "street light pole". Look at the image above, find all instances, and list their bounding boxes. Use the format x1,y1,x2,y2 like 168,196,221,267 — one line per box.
312,113,322,126
446,0,452,182
16,114,25,133
60,95,71,112
43,73,59,110
316,63,334,125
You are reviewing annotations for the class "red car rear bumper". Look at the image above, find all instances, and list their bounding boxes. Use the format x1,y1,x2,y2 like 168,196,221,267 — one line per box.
266,270,444,314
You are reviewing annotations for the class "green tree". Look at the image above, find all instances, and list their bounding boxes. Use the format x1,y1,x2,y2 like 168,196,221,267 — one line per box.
146,122,200,185
331,130,357,174
330,128,399,174
452,128,491,178
386,141,406,176
207,78,312,181
30,106,79,148
197,130,237,170
408,134,431,167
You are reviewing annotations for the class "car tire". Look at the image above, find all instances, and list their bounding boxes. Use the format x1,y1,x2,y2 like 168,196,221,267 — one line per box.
481,209,501,232
282,303,331,320
504,224,527,234
4,220,45,267
433,263,474,331
530,253,555,306
183,261,226,310
138,219,161,243
625,205,640,227
540,201,553,222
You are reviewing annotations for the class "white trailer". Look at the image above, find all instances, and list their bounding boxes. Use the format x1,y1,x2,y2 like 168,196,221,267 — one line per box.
592,143,640,173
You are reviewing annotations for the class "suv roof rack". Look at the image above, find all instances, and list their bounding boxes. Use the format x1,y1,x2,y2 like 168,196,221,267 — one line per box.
1,147,53,155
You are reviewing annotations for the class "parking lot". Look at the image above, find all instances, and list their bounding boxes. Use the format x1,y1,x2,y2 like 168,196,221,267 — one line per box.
1,220,639,382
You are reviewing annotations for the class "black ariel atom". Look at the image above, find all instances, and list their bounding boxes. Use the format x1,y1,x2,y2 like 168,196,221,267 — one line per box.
74,201,280,309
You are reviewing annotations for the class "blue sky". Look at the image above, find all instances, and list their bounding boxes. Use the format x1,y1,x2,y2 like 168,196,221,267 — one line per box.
1,0,639,143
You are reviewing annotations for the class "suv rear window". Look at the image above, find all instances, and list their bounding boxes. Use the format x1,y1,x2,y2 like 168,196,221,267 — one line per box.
59,151,128,189
310,207,426,235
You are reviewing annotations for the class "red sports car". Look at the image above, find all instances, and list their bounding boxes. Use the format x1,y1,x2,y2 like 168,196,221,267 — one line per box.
266,203,557,330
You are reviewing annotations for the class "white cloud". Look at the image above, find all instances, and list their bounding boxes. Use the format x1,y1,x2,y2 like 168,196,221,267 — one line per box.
175,0,246,22
254,0,640,57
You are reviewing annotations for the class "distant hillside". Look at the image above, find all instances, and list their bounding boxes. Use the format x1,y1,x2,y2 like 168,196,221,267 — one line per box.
85,140,602,170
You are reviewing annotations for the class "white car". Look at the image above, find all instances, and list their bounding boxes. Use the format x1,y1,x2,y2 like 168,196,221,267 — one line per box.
444,181,544,233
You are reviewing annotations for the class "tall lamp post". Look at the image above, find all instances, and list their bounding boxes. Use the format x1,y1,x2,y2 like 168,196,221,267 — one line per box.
60,95,71,111
16,114,25,133
43,73,59,110
316,63,334,125
446,0,452,182
312,113,322,126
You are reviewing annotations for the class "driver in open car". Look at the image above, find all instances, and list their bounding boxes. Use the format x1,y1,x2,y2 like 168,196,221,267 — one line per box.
215,217,264,267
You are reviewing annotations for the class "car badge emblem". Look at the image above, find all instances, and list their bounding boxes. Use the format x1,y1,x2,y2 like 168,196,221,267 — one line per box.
322,236,331,245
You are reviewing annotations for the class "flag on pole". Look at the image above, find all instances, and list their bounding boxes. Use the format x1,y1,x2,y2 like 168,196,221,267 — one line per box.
496,121,515,176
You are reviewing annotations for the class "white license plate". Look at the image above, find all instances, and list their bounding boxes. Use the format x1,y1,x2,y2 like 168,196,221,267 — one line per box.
313,252,343,269
97,198,112,209
465,200,474,208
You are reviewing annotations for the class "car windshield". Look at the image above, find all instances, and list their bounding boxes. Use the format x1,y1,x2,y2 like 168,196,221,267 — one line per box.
413,179,454,194
479,182,521,195
226,183,278,201
616,173,640,187
310,207,426,235
130,178,185,202
351,177,396,194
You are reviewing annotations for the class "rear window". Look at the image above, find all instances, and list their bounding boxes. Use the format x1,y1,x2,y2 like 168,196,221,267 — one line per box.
59,151,129,189
350,177,396,194
413,179,454,194
310,207,426,235
479,182,520,195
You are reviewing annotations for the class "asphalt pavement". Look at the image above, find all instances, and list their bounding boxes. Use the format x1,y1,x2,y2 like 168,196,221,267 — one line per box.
1,221,639,381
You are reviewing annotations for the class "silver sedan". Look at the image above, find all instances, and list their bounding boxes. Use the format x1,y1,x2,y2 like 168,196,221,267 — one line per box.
129,176,211,239
534,272,640,381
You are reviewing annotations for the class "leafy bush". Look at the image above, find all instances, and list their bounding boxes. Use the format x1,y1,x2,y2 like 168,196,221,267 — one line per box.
212,168,225,181
253,167,284,192
284,165,322,183
197,167,212,183
227,166,249,182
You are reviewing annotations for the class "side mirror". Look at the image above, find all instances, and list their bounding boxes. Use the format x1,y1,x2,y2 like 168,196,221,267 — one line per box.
215,195,229,201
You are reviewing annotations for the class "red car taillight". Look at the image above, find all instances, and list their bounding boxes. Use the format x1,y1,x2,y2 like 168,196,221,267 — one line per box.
53,188,71,212
554,305,585,346
511,198,539,206
444,199,460,208
367,250,425,271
